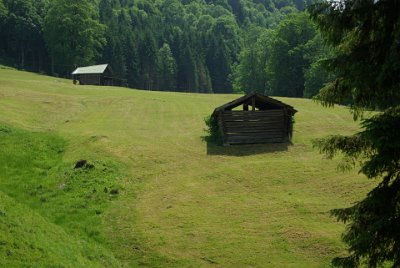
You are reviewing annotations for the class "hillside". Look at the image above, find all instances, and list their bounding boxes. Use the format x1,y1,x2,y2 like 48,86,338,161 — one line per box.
0,68,375,267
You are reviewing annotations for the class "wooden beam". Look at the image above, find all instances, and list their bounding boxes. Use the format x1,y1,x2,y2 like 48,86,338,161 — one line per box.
252,96,256,111
218,114,229,146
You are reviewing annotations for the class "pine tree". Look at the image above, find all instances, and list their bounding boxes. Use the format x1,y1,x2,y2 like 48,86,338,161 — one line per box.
2,0,44,69
309,0,400,266
158,43,177,91
0,0,6,23
0,0,7,57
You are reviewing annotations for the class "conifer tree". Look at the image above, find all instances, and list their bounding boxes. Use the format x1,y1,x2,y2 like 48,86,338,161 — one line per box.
309,0,400,266
158,43,177,91
2,0,43,69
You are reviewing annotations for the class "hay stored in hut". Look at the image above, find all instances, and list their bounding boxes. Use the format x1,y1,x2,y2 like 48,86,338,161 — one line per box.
211,93,297,145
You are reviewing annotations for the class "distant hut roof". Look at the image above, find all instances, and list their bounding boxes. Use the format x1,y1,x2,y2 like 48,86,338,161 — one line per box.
212,92,297,118
72,64,109,75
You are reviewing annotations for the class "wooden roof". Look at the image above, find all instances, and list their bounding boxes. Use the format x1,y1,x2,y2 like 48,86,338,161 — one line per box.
212,92,297,118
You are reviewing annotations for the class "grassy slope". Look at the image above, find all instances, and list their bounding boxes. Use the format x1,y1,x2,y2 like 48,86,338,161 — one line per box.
0,122,121,266
0,68,375,267
0,192,118,267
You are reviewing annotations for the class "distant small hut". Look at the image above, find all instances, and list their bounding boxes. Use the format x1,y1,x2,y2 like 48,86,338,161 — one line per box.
211,92,297,145
72,64,120,86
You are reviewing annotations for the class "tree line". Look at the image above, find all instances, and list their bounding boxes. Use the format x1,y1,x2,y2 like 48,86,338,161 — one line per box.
0,0,331,97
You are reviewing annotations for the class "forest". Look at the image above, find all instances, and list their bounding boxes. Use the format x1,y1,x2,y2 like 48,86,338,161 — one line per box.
0,0,331,97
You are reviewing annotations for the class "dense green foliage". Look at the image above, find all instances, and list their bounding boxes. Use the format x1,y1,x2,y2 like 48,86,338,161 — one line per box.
310,0,400,114
0,0,329,96
44,0,105,75
233,28,272,94
233,12,332,97
309,0,400,266
0,0,48,70
203,115,222,144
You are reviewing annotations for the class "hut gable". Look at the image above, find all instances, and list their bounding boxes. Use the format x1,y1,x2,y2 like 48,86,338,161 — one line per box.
212,93,297,145
71,64,118,86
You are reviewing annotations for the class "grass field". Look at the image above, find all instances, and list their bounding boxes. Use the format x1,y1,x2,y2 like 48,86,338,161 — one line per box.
0,68,376,267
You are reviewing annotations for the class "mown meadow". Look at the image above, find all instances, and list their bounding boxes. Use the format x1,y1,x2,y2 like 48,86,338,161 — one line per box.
0,67,376,267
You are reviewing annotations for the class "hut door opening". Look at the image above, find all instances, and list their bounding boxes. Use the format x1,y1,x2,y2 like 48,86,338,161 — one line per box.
242,97,258,111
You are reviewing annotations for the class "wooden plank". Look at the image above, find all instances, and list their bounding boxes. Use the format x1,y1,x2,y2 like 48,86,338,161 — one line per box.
222,111,284,116
223,117,284,122
222,117,284,121
282,107,287,138
225,132,283,137
225,127,284,131
223,115,283,119
224,120,284,125
222,115,284,120
227,136,283,140
223,114,284,118
226,137,283,141
227,140,284,145
218,113,228,145
226,134,284,140
225,129,282,135
225,120,284,124
222,109,284,114
226,129,284,134
223,118,282,122
224,122,284,128
223,120,283,124
226,133,283,140
226,137,285,144
225,125,284,130
226,138,283,144
223,116,284,121
224,124,283,128
223,111,283,115
225,128,284,132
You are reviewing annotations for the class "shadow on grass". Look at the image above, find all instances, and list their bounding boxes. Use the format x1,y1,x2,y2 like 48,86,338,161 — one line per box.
202,136,292,156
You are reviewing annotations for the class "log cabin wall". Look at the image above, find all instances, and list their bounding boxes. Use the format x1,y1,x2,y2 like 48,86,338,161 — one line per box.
219,110,289,145
78,74,101,85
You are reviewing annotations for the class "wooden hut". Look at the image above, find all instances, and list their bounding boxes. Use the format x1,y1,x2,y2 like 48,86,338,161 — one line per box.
71,64,119,86
211,92,297,145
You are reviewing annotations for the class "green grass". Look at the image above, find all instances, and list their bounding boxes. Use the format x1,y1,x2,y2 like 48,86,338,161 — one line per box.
0,125,120,267
0,68,376,267
0,192,119,267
